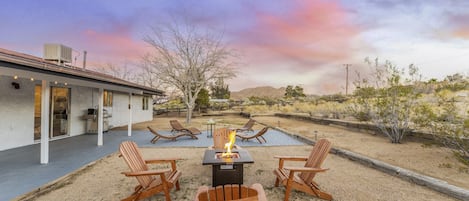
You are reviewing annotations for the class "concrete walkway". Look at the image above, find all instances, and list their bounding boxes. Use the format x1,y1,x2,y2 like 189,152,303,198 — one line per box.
0,129,304,200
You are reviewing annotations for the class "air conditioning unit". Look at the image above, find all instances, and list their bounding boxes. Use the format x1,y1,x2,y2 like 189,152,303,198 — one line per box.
43,44,72,64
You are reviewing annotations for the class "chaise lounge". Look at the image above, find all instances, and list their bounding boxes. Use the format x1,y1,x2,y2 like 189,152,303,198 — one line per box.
236,127,269,144
148,126,198,143
169,120,202,135
235,119,256,133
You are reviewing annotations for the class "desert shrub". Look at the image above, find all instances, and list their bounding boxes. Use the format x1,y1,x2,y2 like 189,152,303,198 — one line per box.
414,90,469,164
279,104,295,113
291,102,315,114
314,101,347,119
155,99,185,110
436,73,469,92
319,93,348,103
345,97,372,121
351,58,423,143
243,105,270,113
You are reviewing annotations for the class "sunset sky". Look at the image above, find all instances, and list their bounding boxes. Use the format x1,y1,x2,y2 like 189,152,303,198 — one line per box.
1,0,468,94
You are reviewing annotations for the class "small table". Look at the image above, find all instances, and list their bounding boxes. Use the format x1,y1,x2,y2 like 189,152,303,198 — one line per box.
206,121,216,138
202,149,254,187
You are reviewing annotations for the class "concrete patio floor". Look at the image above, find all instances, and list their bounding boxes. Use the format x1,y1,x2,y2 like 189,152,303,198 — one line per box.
0,128,304,200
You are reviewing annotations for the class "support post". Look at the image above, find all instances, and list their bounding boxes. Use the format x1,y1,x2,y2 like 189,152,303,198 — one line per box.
128,93,132,137
97,88,103,146
40,80,50,164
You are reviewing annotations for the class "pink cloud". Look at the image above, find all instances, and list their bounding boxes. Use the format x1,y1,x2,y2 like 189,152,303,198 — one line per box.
237,0,359,71
67,20,150,70
452,27,469,39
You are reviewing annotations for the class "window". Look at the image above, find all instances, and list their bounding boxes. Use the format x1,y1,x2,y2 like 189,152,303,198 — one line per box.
103,90,113,107
142,96,149,110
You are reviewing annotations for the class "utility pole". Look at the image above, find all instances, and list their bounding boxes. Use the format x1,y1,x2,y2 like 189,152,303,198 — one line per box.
343,64,351,95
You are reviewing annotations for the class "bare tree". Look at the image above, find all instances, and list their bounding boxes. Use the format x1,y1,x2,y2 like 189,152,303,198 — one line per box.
93,62,137,81
143,21,237,123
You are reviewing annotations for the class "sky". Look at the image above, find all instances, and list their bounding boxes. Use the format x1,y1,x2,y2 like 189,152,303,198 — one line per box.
1,0,469,94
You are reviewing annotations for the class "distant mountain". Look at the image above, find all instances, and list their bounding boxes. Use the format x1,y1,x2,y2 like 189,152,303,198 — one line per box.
230,86,286,100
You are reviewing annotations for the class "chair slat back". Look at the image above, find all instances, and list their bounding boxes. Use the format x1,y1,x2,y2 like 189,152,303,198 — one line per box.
170,120,185,131
243,119,255,129
300,139,332,183
119,141,153,188
197,184,258,201
213,128,231,150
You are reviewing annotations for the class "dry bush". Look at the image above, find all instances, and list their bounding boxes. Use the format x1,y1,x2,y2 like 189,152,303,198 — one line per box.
243,105,271,113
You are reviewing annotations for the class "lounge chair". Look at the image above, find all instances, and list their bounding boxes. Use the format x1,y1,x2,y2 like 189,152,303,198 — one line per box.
169,120,202,135
236,127,269,144
235,119,256,132
273,138,333,201
194,183,267,201
210,127,241,150
148,126,198,143
119,141,181,201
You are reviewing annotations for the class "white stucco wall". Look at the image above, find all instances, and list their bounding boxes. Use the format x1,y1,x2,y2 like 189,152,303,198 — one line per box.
131,95,154,123
69,86,95,136
107,92,153,128
0,76,35,150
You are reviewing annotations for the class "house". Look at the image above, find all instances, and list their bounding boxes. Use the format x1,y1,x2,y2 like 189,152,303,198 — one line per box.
0,46,163,164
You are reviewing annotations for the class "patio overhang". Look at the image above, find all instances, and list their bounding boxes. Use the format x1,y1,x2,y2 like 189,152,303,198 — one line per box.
0,48,164,164
0,58,163,96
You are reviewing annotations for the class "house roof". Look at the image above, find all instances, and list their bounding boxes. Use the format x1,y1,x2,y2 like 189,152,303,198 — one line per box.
0,48,164,96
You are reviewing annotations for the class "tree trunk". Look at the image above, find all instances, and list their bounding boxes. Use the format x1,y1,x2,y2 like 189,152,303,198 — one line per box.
186,104,194,124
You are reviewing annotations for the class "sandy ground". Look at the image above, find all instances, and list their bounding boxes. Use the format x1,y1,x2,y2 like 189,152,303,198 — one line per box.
30,114,468,201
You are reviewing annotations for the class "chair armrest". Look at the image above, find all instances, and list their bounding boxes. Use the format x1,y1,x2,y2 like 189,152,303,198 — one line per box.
274,156,308,169
145,158,180,164
274,156,308,161
284,166,329,173
121,168,171,177
251,183,267,201
194,186,210,201
145,158,180,171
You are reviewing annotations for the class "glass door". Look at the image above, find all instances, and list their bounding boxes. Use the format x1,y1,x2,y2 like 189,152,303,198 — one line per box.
50,87,70,138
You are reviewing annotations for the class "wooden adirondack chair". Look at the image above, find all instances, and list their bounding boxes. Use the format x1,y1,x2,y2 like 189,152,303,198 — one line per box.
119,141,181,201
194,183,267,201
273,138,332,201
236,119,256,132
211,127,241,150
236,127,269,144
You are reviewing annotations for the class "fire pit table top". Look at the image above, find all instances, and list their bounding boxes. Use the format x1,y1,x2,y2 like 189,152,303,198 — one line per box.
202,149,254,165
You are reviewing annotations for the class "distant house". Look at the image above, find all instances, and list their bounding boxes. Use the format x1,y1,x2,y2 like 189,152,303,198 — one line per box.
0,47,163,163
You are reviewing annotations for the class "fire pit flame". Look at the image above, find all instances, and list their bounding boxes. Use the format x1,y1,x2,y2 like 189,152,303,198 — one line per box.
221,130,237,158
215,152,240,159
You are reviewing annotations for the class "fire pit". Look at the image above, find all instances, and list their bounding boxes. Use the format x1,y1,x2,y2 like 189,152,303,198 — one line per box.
202,149,254,186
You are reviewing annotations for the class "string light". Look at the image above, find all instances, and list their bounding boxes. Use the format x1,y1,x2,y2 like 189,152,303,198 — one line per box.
13,75,18,79
30,78,34,81
54,81,58,84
